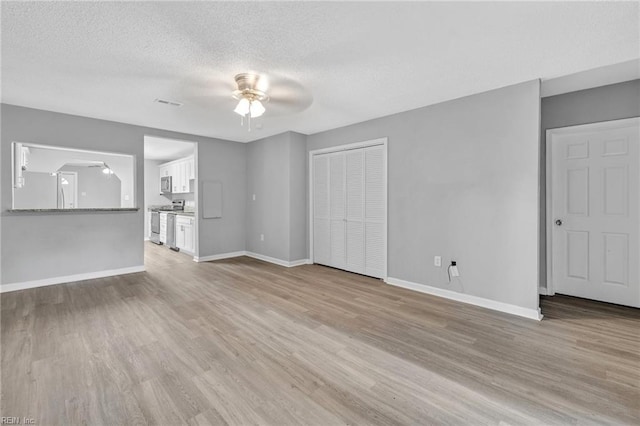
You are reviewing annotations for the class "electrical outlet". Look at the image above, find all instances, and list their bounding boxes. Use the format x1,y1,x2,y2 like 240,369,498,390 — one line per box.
434,256,441,267
260,234,264,241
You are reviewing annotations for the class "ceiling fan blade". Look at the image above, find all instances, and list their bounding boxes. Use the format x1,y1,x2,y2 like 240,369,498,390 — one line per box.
265,96,313,117
177,74,236,107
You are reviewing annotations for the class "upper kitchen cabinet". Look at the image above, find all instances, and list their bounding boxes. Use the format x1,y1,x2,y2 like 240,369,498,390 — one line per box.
158,155,195,194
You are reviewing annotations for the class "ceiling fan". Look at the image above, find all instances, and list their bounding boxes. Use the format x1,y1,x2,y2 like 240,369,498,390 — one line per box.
179,71,313,132
232,73,269,130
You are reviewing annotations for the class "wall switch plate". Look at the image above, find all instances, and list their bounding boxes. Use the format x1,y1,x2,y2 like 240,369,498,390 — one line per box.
434,256,441,267
260,234,264,241
450,265,460,277
252,194,256,201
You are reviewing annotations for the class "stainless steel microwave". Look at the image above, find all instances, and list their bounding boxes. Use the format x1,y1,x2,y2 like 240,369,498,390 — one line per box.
160,176,172,194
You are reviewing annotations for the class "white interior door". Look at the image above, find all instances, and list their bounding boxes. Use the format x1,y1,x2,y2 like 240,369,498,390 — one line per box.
57,172,77,208
311,140,387,279
550,118,639,307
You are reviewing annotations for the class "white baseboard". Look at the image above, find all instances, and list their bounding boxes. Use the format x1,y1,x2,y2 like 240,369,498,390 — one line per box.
193,250,310,268
193,251,246,262
288,258,312,267
539,286,548,296
385,277,543,321
0,265,146,293
245,252,311,268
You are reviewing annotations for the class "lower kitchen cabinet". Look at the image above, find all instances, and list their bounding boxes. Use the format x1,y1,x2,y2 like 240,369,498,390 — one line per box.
176,215,195,253
159,212,168,243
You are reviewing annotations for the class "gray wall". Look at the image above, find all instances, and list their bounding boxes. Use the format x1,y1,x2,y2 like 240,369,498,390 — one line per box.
289,132,308,261
246,131,307,262
539,79,640,287
307,81,541,311
1,104,245,285
59,165,121,208
197,139,247,257
13,171,57,209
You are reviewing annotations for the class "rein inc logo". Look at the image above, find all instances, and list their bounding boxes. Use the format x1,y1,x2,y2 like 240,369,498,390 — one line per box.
1,418,35,425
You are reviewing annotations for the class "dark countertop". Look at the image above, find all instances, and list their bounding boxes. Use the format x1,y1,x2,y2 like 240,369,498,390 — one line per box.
150,210,195,216
7,208,140,213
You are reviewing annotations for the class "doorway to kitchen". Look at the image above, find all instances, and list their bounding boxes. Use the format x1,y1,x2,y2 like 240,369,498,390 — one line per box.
144,136,198,263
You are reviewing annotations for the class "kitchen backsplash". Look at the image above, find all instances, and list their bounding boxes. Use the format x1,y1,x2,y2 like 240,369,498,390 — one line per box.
184,200,195,212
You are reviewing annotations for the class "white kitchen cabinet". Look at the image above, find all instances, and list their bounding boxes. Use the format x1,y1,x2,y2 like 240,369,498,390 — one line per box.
178,161,188,193
159,212,168,243
159,155,194,194
187,156,195,180
176,215,194,253
170,163,179,193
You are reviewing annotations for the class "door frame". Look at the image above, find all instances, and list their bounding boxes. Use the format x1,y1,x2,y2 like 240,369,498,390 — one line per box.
309,137,388,279
57,171,78,208
545,116,640,296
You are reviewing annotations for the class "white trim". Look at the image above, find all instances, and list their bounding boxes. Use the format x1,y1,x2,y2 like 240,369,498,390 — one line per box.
539,286,548,296
245,252,310,268
385,277,543,321
193,250,310,268
0,265,146,293
193,251,246,262
288,258,312,267
545,117,640,297
309,137,388,156
308,137,388,279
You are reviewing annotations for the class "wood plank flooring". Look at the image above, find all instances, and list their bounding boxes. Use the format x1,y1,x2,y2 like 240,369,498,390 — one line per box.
2,242,639,425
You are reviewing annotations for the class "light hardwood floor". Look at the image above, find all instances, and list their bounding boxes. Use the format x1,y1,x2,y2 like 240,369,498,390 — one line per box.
2,242,639,425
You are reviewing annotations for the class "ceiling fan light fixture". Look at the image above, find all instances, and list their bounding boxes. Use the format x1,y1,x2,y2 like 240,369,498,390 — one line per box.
232,73,270,130
234,98,251,116
249,100,265,118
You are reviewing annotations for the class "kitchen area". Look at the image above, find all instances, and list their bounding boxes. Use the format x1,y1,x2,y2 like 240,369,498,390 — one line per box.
144,136,197,258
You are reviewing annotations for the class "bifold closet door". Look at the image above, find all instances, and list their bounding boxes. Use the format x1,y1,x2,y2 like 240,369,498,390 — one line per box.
312,144,386,279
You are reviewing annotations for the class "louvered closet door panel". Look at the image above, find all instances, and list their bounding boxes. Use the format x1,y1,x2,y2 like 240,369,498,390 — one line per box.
330,154,346,219
313,155,331,265
346,222,364,272
365,146,385,220
345,150,365,273
329,153,347,268
365,146,386,278
330,220,346,268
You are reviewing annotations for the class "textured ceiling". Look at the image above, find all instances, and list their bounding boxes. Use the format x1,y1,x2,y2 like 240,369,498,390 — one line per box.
2,1,638,143
144,136,195,161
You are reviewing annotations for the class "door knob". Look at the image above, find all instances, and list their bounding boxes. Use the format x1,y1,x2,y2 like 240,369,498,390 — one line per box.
555,219,563,226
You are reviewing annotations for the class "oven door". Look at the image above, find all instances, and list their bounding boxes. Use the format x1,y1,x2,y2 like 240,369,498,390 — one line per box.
151,212,160,234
